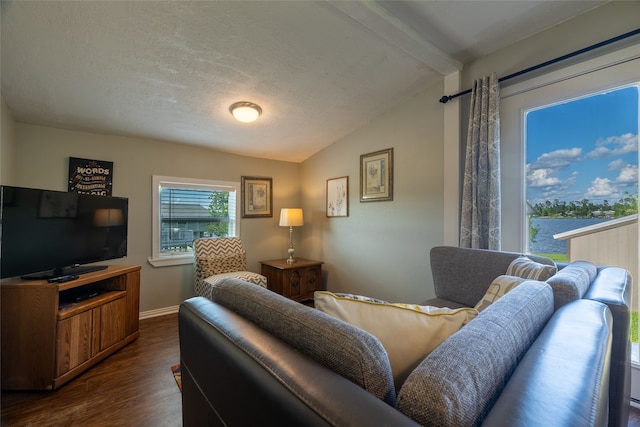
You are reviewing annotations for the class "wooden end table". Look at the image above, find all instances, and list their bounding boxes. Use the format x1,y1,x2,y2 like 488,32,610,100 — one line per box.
260,258,323,304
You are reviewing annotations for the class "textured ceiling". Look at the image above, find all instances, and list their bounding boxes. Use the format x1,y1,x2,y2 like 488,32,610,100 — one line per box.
1,1,607,162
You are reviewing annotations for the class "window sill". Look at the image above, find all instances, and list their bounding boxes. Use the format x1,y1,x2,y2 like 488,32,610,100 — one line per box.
147,254,193,267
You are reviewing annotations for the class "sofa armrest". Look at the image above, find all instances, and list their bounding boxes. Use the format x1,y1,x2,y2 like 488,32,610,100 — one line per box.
179,297,420,427
482,299,612,427
584,267,632,427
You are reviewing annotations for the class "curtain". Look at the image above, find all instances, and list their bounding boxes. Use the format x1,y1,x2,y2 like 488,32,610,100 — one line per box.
460,73,501,250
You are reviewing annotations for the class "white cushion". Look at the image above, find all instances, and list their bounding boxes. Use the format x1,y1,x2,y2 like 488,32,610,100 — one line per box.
314,291,477,387
474,275,528,312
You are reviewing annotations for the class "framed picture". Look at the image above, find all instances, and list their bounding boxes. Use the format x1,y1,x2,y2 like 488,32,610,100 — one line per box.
68,157,113,196
241,176,273,218
326,176,349,217
360,148,393,202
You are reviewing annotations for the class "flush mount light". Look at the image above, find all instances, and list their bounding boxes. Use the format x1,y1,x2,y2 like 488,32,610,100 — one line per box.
229,101,262,123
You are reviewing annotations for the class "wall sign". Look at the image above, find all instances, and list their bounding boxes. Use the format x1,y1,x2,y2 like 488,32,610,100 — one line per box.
68,157,113,196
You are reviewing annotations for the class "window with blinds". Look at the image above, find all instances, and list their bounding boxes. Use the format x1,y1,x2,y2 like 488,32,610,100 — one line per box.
149,176,240,267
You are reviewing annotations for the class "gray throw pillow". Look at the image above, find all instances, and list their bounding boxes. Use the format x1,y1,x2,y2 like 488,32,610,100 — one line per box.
210,278,397,405
546,260,597,309
396,280,554,426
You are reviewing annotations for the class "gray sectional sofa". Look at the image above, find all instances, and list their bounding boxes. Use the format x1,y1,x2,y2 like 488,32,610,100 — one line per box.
178,246,632,426
427,246,632,427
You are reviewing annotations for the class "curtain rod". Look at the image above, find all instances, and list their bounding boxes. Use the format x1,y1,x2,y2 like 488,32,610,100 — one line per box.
439,27,640,104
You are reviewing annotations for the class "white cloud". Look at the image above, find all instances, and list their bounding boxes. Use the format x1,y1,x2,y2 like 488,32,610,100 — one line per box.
608,159,626,171
617,164,638,183
530,147,582,169
527,167,562,188
587,133,638,159
584,177,618,198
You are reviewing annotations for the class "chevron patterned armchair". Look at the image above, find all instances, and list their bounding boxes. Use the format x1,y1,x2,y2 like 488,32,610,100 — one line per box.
193,237,267,300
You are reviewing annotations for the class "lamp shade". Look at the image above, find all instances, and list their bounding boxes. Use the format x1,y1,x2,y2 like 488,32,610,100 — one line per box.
94,208,124,227
279,208,304,227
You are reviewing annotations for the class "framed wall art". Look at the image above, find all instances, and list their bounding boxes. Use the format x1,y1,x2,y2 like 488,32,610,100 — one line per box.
241,176,273,218
68,157,113,196
360,148,393,202
326,176,349,217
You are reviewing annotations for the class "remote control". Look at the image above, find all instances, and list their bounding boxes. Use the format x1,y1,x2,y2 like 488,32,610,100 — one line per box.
48,275,80,283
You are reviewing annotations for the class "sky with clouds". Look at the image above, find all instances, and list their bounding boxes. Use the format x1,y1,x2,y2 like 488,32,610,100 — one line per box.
526,85,638,206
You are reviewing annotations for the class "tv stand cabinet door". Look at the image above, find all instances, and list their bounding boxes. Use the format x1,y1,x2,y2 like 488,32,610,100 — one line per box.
56,310,93,377
98,297,127,351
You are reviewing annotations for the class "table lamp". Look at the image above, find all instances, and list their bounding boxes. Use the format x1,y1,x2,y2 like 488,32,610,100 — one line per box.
279,208,304,264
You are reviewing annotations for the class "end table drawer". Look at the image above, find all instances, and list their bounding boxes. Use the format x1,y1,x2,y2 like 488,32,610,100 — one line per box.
260,259,323,303
282,265,321,301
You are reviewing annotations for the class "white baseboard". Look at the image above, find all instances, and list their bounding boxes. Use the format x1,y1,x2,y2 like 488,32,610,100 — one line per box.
139,305,180,320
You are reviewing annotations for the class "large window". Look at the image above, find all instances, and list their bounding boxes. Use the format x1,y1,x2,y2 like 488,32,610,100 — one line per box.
149,176,239,267
500,47,639,251
501,48,639,377
525,85,638,260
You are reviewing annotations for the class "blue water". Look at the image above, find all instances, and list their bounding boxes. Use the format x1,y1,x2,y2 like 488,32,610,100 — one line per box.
529,218,610,254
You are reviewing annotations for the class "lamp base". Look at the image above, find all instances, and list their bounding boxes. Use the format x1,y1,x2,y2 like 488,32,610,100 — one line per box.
286,247,296,264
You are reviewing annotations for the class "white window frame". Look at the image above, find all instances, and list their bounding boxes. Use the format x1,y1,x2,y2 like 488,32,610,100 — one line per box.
501,45,640,398
500,44,640,251
148,175,240,267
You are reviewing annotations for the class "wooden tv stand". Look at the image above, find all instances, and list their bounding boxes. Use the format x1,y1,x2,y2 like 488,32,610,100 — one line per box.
1,265,141,390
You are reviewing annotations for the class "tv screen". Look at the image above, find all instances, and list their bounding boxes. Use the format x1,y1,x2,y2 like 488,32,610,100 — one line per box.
1,186,128,279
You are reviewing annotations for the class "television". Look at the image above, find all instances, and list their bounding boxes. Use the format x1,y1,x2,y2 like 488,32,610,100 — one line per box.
1,186,128,280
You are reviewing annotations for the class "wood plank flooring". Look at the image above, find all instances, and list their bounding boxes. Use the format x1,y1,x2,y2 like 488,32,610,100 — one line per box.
2,311,640,426
632,403,640,427
1,313,181,427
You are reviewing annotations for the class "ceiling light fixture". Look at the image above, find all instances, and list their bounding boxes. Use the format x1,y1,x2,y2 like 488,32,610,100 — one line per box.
229,101,262,123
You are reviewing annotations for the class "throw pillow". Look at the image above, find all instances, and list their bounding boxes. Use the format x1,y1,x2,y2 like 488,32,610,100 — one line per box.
396,281,554,426
211,279,396,405
314,291,478,387
474,275,529,311
198,252,247,277
546,260,597,309
506,255,557,281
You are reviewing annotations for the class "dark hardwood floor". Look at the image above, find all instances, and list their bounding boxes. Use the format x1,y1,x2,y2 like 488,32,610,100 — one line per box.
631,403,640,427
2,311,639,426
1,313,181,427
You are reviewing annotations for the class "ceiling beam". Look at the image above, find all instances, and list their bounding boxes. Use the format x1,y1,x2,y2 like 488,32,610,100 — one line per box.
327,0,463,75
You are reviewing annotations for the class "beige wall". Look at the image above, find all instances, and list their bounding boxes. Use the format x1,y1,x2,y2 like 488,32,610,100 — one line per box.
1,97,17,185
300,81,444,303
462,1,640,90
12,124,300,312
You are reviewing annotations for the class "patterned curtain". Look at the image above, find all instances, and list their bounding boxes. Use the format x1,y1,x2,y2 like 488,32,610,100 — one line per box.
460,73,501,250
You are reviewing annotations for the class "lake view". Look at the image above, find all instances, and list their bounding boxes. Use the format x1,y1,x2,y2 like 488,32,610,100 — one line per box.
529,217,610,255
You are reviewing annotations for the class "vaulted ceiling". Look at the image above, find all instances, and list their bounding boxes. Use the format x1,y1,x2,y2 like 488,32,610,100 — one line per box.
1,1,607,162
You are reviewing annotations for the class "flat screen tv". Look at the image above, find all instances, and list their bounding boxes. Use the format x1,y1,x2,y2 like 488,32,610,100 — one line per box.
1,186,128,280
